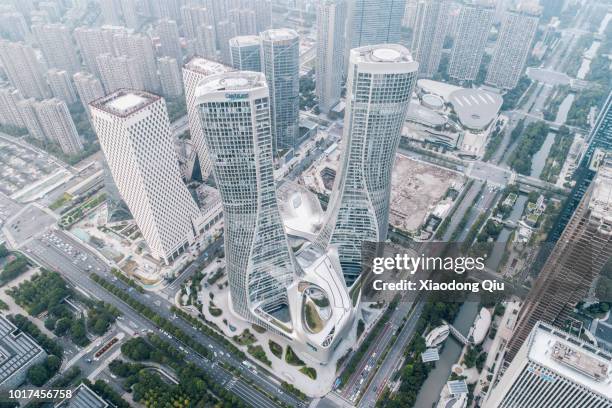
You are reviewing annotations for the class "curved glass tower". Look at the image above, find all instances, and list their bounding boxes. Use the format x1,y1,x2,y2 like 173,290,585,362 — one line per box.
317,44,418,286
195,72,297,324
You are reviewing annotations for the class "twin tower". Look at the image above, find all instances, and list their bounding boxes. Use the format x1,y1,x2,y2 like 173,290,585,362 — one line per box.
194,44,418,362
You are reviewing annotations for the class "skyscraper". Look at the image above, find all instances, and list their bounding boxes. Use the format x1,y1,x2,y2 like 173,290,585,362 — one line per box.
34,98,83,155
0,87,24,128
73,72,105,114
17,98,45,141
229,35,261,72
195,25,217,60
317,45,418,286
73,26,116,77
195,71,297,323
448,1,494,82
485,322,612,408
0,11,30,42
31,24,80,73
216,20,237,65
411,0,449,77
112,32,161,92
96,53,144,93
180,5,213,41
100,0,122,25
229,8,257,36
316,0,347,114
156,19,182,62
0,40,50,99
505,154,612,362
90,90,202,265
486,5,540,89
347,0,404,49
260,29,300,155
47,69,78,105
120,0,139,29
158,56,183,98
182,57,232,180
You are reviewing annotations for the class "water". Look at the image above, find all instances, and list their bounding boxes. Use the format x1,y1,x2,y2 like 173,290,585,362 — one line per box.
413,302,480,408
486,195,528,271
556,93,575,124
530,132,555,178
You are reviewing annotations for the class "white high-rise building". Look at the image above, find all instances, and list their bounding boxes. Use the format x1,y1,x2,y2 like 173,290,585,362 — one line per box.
317,45,418,286
97,53,144,93
17,98,45,140
31,24,80,73
0,40,51,100
448,1,495,82
158,56,183,98
156,19,182,62
100,0,122,25
0,11,30,42
216,20,237,65
120,0,139,29
73,26,116,77
196,25,217,60
34,98,83,155
261,29,300,155
180,5,213,40
229,35,261,72
486,5,540,89
0,87,24,128
47,69,78,105
484,322,612,408
73,72,105,113
90,90,202,265
229,8,257,36
112,32,161,92
316,0,347,114
402,0,419,29
347,0,404,49
412,0,449,77
182,57,232,180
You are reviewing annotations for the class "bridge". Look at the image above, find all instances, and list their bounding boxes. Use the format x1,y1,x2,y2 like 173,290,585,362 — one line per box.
443,320,471,346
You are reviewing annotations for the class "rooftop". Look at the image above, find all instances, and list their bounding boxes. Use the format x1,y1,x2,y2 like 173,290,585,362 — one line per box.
355,44,415,64
90,90,159,118
589,154,612,225
528,322,612,398
196,71,266,95
229,35,260,47
184,57,231,76
55,384,108,408
0,315,46,387
448,88,503,130
260,28,298,42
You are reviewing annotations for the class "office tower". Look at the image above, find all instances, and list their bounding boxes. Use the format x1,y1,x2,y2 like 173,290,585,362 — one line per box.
35,98,83,155
486,6,540,89
411,0,449,77
229,8,257,36
260,29,300,155
216,20,237,65
196,25,217,60
158,57,183,98
112,32,161,93
32,24,80,74
485,322,612,408
550,91,612,243
506,154,612,362
90,90,202,265
0,40,51,99
73,27,116,76
17,98,45,140
195,71,297,324
0,87,24,128
120,0,139,29
229,35,261,72
448,2,495,82
347,0,404,49
0,11,30,42
73,72,104,113
100,0,122,25
47,69,78,105
316,0,347,114
317,45,418,286
97,53,144,93
182,57,231,179
156,19,182,62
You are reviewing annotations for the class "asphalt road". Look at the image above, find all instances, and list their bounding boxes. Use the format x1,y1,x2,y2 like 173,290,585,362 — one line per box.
22,229,305,408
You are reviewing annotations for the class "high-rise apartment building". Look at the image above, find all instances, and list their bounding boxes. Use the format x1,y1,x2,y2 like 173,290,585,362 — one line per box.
34,98,83,155
47,69,78,105
317,45,418,286
31,24,80,73
260,29,300,155
158,57,183,98
216,20,237,65
196,25,217,60
402,0,419,29
448,1,494,82
0,87,24,128
229,35,261,72
156,19,182,62
180,5,213,40
17,98,45,141
195,71,297,322
90,90,202,265
182,57,232,180
485,322,612,408
0,40,50,100
120,0,139,29
112,32,161,92
97,53,144,93
0,11,30,42
100,0,122,25
347,0,404,49
486,5,540,89
73,26,116,77
229,8,257,36
73,72,105,113
411,0,449,77
506,154,612,362
316,0,347,114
